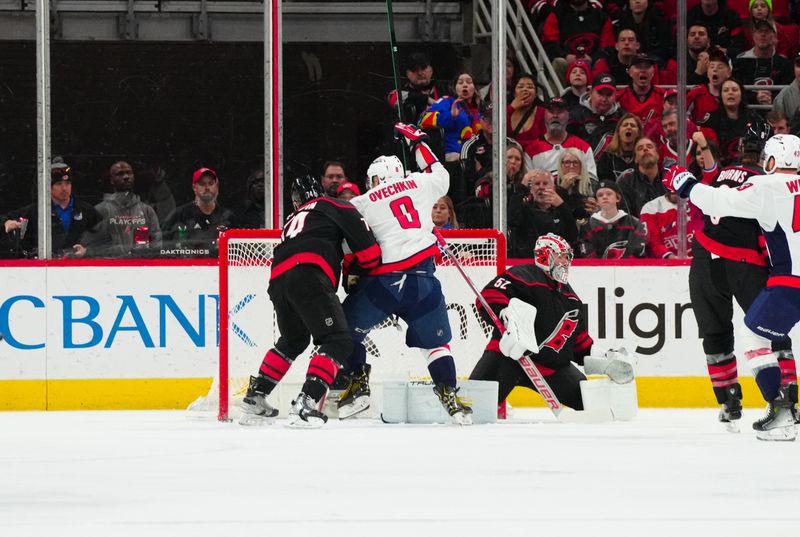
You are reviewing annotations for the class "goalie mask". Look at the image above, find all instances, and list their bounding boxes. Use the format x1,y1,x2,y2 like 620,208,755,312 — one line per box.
366,155,404,187
291,174,324,206
534,233,573,284
761,134,800,174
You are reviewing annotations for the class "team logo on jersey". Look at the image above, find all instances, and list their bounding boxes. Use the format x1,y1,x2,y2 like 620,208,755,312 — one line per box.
540,309,580,352
736,183,754,192
325,317,333,327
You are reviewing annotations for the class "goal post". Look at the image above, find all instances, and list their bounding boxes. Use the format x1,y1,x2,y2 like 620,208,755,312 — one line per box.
215,228,506,422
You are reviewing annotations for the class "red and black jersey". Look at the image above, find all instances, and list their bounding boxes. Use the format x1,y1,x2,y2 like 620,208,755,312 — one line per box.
693,162,768,266
270,197,381,288
478,264,593,375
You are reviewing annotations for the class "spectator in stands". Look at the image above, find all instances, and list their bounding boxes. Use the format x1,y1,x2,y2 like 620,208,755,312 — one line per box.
744,0,796,59
771,53,800,125
561,60,591,109
541,0,615,82
616,54,666,136
659,108,698,169
162,167,234,255
337,181,361,202
664,23,713,86
688,0,745,58
92,160,162,257
234,169,266,229
1,160,102,259
512,169,578,257
592,28,641,85
595,112,643,182
480,49,520,106
432,196,459,230
569,73,624,154
640,190,704,258
577,180,646,258
554,148,598,221
705,78,760,163
766,108,791,134
470,140,530,232
613,0,673,65
388,50,446,124
617,136,666,217
687,48,732,125
421,71,482,206
525,96,598,180
507,73,546,148
733,19,793,106
688,133,722,181
460,103,493,206
320,161,347,198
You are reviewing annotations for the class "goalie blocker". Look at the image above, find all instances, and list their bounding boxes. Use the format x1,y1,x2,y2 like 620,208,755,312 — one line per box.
469,234,637,417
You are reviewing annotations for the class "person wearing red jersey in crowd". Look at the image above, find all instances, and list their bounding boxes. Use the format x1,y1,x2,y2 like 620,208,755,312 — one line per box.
733,19,793,107
525,96,598,181
560,59,591,109
616,136,666,217
687,0,745,58
687,48,732,125
595,112,643,182
507,73,546,148
639,189,704,259
577,180,646,258
540,0,615,83
421,71,482,207
569,73,624,155
616,53,666,137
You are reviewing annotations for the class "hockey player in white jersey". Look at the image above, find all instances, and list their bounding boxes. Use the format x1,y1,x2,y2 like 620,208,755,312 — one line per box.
664,133,800,441
337,122,473,424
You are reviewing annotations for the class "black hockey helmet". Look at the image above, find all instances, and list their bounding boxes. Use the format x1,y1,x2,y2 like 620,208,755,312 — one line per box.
740,119,773,154
291,174,324,206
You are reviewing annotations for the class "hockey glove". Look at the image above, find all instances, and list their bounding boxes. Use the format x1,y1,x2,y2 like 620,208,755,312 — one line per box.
394,122,429,147
584,350,635,384
662,165,698,198
499,328,530,361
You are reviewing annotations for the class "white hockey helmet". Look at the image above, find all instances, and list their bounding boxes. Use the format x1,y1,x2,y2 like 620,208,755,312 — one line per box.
534,233,574,284
367,155,404,186
760,134,800,174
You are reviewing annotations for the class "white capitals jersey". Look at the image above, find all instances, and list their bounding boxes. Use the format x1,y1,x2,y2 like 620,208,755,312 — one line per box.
690,172,800,279
350,162,449,274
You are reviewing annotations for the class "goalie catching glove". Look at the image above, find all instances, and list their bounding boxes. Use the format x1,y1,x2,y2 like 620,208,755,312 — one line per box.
498,298,540,360
583,348,635,384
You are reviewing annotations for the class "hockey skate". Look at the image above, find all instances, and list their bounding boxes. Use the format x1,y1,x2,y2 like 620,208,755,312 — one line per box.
718,384,742,433
337,364,371,419
287,392,328,429
239,375,278,426
433,384,473,426
752,387,798,441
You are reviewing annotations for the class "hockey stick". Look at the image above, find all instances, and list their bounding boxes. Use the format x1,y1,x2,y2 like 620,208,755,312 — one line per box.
432,229,566,416
385,0,409,170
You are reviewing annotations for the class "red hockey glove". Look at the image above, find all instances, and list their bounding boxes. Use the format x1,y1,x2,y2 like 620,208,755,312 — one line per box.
394,122,429,147
662,165,698,198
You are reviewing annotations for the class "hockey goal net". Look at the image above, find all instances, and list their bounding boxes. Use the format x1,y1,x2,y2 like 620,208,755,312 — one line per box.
213,228,505,421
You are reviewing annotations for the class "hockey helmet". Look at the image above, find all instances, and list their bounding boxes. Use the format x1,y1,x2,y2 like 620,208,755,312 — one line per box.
291,174,324,206
366,155,404,187
761,134,800,174
740,119,772,154
534,233,573,284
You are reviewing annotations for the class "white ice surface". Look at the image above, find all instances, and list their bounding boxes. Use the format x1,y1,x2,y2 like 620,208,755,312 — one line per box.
1,409,798,537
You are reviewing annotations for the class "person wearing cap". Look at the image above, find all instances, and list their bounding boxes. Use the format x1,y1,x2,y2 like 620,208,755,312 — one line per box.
733,18,793,106
90,160,162,258
320,161,347,198
616,53,667,136
161,167,234,256
336,181,361,202
577,180,646,258
387,50,447,124
688,0,745,58
569,72,624,152
686,47,732,125
743,0,795,59
0,160,102,258
771,53,800,125
561,59,590,109
612,0,673,65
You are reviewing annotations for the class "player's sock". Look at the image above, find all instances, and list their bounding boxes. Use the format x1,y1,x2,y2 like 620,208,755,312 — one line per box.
777,350,797,388
257,348,294,393
303,353,341,402
706,352,739,405
745,347,781,402
425,346,456,387
342,343,367,377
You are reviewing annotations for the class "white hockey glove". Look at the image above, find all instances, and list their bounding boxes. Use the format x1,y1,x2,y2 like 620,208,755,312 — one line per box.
498,298,539,360
583,348,635,384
